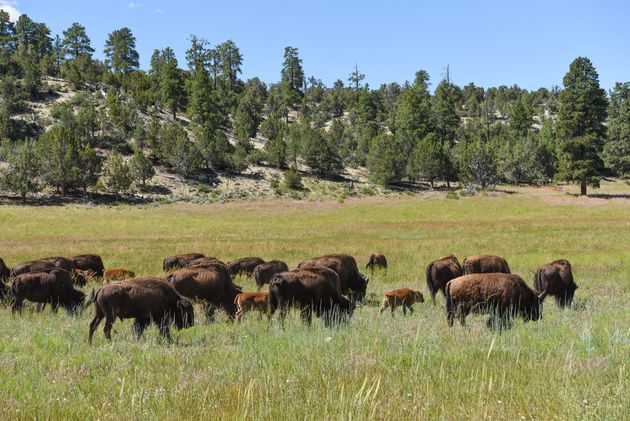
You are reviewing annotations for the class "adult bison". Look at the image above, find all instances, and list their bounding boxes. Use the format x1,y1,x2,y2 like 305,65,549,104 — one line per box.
11,269,86,314
254,260,289,290
534,259,577,307
10,260,55,277
366,253,388,271
163,253,205,271
426,255,463,304
268,266,354,327
227,257,265,278
168,264,241,321
0,257,10,281
298,254,369,302
185,257,224,268
88,277,194,344
445,273,543,329
71,254,105,277
463,255,510,275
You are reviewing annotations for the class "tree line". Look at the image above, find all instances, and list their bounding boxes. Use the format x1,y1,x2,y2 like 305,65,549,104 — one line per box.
0,11,629,199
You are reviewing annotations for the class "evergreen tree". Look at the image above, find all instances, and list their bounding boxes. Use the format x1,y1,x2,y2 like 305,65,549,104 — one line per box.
509,98,533,136
61,22,94,60
556,57,607,195
367,133,404,185
216,40,242,92
104,27,139,75
129,148,155,187
101,151,132,195
395,70,432,156
406,133,444,188
1,140,40,200
330,79,346,118
603,82,630,177
281,46,304,106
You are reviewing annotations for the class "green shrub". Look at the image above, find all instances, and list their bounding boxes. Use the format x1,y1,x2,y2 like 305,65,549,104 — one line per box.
283,167,302,190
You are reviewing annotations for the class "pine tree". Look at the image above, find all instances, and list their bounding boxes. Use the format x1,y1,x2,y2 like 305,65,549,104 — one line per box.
1,140,40,200
367,133,404,185
129,148,155,187
556,57,607,195
104,27,139,75
101,152,132,196
61,22,94,60
603,82,630,177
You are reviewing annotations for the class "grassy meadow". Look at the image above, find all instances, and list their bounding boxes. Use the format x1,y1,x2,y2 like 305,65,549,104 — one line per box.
1,183,629,419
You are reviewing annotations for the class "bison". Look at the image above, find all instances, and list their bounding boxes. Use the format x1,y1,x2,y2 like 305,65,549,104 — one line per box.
168,265,241,321
298,253,369,303
227,257,266,279
10,259,55,277
463,255,511,274
445,273,543,329
0,257,10,281
253,260,289,290
71,254,105,278
88,277,194,344
366,253,388,271
426,255,464,304
163,253,205,271
11,269,86,314
534,259,577,307
379,288,425,316
104,268,136,283
184,257,223,268
235,292,269,322
268,266,355,327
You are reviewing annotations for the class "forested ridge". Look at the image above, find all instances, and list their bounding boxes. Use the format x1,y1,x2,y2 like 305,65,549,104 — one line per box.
0,12,629,201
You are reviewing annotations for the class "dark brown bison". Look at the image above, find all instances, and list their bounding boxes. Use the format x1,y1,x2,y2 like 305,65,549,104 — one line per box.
184,257,223,268
235,292,269,322
168,265,241,321
11,269,86,314
71,254,105,277
88,277,194,344
463,255,511,275
366,253,388,271
254,260,289,290
0,257,10,281
163,253,205,271
10,259,55,277
297,254,369,303
426,255,464,304
534,259,577,307
268,266,355,327
227,257,266,278
445,273,543,329
104,268,136,283
379,288,425,316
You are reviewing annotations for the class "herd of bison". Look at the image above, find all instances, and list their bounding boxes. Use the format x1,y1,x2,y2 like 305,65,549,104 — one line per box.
0,251,578,342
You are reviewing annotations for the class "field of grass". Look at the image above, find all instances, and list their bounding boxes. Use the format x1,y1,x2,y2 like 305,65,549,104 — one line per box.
1,183,629,419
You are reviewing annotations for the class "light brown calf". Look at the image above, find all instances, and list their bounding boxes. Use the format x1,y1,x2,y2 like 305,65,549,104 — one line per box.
235,292,269,322
104,268,136,283
379,288,425,316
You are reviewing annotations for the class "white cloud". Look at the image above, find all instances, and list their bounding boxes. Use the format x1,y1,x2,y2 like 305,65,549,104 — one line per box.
155,8,163,13
0,1,21,21
127,2,141,9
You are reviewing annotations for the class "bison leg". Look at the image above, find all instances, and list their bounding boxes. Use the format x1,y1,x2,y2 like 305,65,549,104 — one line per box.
158,322,172,342
11,298,24,315
88,308,104,345
204,305,216,323
103,310,116,341
456,304,467,327
300,306,313,326
406,304,414,315
379,298,389,316
133,318,150,338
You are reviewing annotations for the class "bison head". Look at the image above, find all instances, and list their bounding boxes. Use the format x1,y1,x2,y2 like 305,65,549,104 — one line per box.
174,298,195,329
414,290,425,304
352,274,369,303
556,283,578,308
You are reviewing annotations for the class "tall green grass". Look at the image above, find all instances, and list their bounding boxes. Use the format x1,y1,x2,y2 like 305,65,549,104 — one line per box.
0,185,629,419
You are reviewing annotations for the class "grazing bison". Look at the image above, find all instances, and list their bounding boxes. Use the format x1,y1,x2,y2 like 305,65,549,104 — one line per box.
253,260,289,290
10,259,55,277
379,288,425,316
11,269,86,314
463,255,511,275
88,277,194,344
534,259,577,307
169,265,241,321
104,268,136,283
163,253,205,271
0,257,10,281
426,255,464,304
298,254,369,302
445,273,543,328
227,257,266,278
366,253,388,271
0,280,9,300
184,257,223,268
235,292,269,322
268,266,354,327
71,254,105,277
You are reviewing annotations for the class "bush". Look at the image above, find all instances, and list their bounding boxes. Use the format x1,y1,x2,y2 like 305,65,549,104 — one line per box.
283,167,302,190
361,186,376,196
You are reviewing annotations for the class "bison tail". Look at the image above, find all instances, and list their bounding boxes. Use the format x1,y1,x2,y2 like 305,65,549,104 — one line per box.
462,258,468,275
533,269,542,294
425,262,437,304
445,281,454,318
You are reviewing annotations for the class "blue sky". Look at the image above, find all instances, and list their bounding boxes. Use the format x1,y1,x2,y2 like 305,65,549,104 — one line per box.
2,0,629,91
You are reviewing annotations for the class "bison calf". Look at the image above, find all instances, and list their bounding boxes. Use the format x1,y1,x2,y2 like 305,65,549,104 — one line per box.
88,277,194,344
104,268,136,283
446,273,542,329
235,292,269,322
366,253,388,271
379,288,424,316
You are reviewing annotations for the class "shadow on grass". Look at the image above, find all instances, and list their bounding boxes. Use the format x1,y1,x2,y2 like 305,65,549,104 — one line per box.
0,192,155,207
